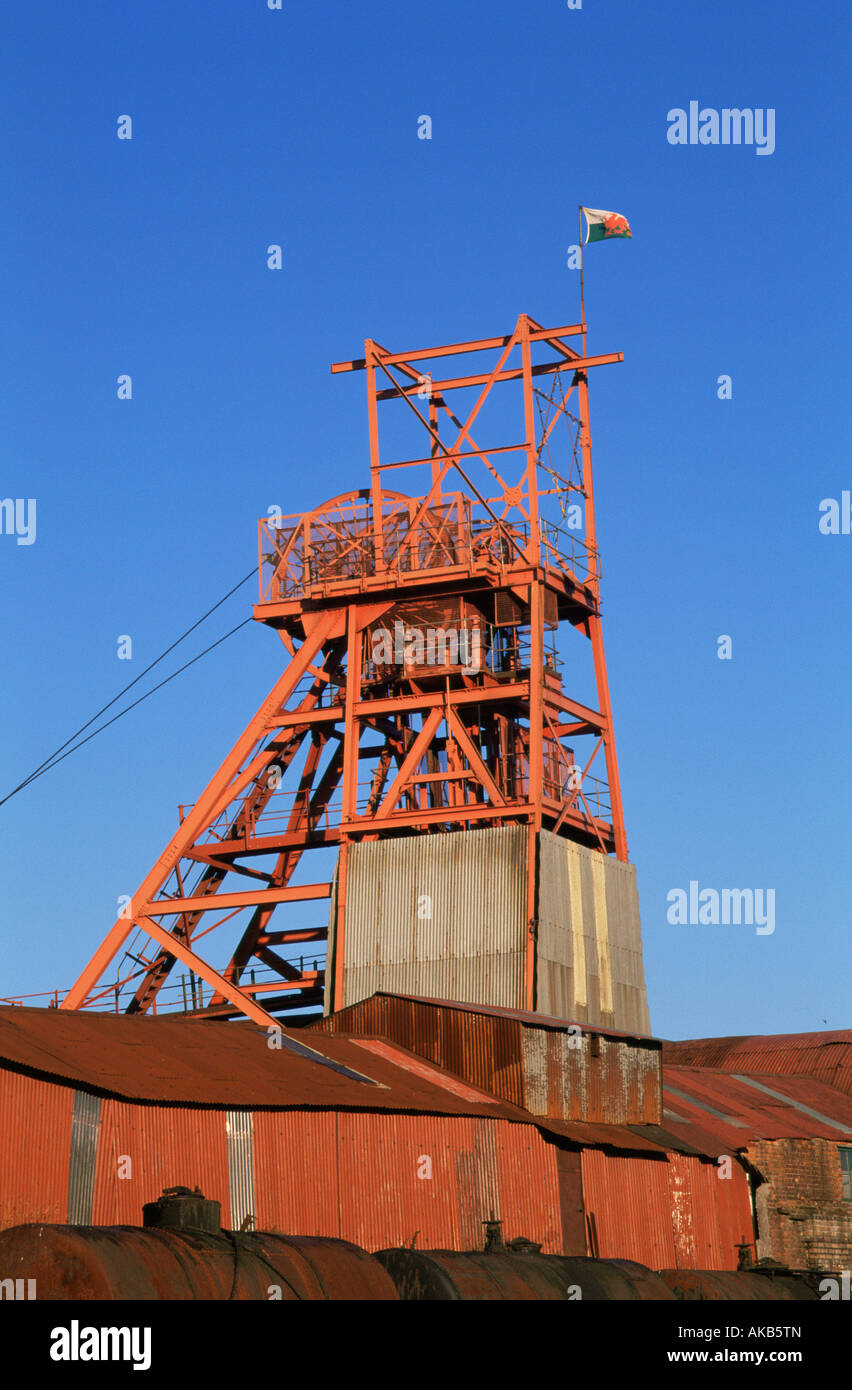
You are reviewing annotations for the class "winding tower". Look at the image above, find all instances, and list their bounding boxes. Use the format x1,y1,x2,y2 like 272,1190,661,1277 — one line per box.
61,314,650,1033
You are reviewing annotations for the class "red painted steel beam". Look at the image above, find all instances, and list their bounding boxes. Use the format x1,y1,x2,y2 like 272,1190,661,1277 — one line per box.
329,322,587,373
134,916,282,1029
352,682,530,719
372,708,444,820
262,682,531,734
373,442,526,474
61,611,337,1012
259,928,326,945
184,829,340,859
544,690,607,730
350,798,531,830
239,974,322,994
144,884,332,915
375,354,622,401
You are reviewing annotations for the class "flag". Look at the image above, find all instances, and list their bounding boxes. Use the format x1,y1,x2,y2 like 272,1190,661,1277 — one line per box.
581,207,632,244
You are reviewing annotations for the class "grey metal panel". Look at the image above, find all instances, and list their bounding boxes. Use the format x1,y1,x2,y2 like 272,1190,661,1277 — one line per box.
522,1027,550,1116
226,1110,255,1231
537,832,651,1036
337,826,528,1011
68,1089,101,1225
342,955,525,1011
331,826,650,1034
534,832,576,1021
324,857,339,1016
603,853,651,1035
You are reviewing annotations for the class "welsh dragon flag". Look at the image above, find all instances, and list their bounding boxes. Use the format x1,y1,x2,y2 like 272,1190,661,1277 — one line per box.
582,207,632,244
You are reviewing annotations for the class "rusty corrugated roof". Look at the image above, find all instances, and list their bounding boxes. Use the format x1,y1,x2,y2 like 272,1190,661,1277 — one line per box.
662,1030,852,1095
365,992,660,1044
0,1006,523,1118
0,1006,687,1160
16,1007,843,1166
661,1065,852,1148
536,1117,666,1153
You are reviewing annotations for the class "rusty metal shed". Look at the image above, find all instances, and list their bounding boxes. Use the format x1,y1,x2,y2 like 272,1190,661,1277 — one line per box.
312,991,662,1125
662,1065,852,1150
0,1006,574,1250
662,1030,852,1096
3,1006,833,1272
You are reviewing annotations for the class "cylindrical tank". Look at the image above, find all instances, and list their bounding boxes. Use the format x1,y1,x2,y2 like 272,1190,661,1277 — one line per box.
658,1269,818,1301
0,1223,399,1301
375,1250,676,1301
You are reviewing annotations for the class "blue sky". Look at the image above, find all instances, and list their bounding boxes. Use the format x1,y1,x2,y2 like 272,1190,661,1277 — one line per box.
0,1,848,1038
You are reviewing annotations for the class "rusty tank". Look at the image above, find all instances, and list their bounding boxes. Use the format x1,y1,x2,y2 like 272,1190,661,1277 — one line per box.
375,1248,677,1301
658,1268,820,1301
0,1187,398,1301
0,1190,824,1302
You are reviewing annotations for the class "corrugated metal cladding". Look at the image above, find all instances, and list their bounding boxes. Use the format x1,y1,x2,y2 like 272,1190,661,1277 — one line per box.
351,1038,503,1103
335,826,528,1012
252,1110,563,1253
663,1032,852,1097
227,1111,255,1232
0,1069,72,1227
663,1067,852,1145
315,994,661,1125
92,1101,231,1227
316,994,527,1104
5,1073,562,1251
537,831,651,1036
68,1090,101,1225
332,826,651,1036
521,1029,660,1125
580,1150,754,1270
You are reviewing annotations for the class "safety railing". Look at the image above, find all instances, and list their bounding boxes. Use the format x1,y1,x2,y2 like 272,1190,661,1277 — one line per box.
259,496,597,601
0,956,328,1017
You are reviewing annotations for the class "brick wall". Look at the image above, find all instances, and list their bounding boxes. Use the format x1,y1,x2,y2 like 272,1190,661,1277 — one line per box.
749,1138,852,1273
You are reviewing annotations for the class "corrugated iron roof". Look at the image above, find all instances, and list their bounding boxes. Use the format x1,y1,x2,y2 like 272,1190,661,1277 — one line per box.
350,1039,503,1103
538,1117,667,1153
662,1031,852,1095
0,1006,522,1118
661,1065,852,1149
365,992,660,1045
0,1006,685,1161
12,1008,841,1164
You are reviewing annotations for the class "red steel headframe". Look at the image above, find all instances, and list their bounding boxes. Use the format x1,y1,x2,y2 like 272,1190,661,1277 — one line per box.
60,313,627,1025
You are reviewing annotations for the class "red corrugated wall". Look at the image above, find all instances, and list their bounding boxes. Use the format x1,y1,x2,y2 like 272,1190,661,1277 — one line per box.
0,1069,72,1227
581,1149,677,1266
0,1066,753,1268
252,1110,339,1235
254,1111,563,1251
667,1152,754,1266
580,1149,753,1269
92,1101,230,1226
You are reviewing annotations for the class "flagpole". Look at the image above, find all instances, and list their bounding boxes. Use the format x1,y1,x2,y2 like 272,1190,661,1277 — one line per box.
578,205,586,352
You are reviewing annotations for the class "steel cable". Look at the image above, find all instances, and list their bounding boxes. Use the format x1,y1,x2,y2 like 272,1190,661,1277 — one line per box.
0,567,255,807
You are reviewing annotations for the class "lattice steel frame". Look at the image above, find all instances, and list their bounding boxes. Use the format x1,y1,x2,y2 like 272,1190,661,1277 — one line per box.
61,314,627,1024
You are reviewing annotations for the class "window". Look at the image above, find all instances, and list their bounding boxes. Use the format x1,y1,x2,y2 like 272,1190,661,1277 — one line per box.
840,1147,852,1201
